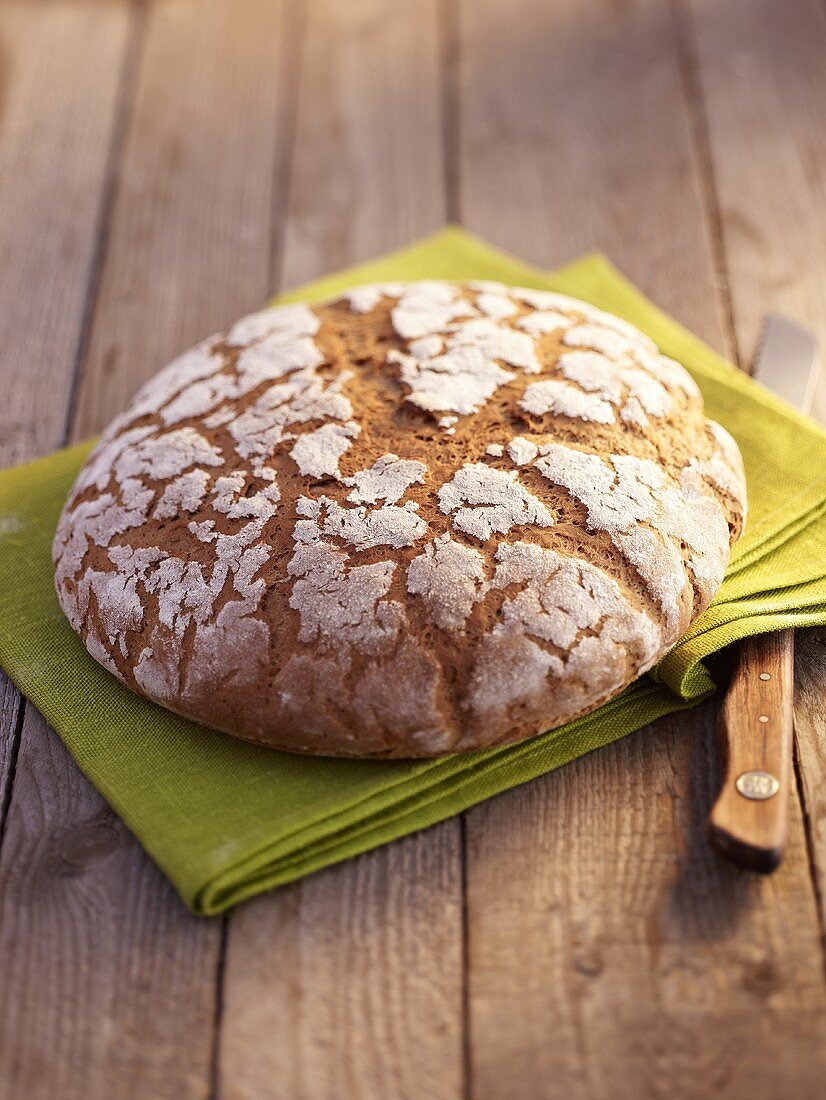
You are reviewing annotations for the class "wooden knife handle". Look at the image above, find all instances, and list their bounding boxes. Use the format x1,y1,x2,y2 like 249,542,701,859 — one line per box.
708,630,794,873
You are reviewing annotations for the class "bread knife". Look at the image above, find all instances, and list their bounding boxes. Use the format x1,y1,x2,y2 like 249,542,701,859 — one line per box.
707,315,820,872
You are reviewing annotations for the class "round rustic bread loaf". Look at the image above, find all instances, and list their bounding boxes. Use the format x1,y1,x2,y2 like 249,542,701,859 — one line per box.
53,281,746,757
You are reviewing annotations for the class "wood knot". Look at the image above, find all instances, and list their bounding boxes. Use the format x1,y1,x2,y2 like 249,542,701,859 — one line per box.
572,949,604,978
742,959,782,996
52,816,122,877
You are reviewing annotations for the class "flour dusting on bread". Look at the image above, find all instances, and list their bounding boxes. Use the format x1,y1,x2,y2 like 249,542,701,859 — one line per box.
53,281,746,757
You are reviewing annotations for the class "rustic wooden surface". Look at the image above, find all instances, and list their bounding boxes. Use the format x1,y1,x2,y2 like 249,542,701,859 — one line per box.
0,1,824,1097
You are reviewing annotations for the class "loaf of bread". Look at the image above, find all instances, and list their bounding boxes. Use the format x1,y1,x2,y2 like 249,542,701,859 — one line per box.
53,281,746,757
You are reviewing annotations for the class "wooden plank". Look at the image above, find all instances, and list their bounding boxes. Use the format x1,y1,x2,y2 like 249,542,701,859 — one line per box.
685,0,826,928
72,0,298,441
0,676,22,843
0,1,159,1094
795,629,826,922
221,829,463,1100
217,4,464,1098
0,709,217,1100
466,704,826,1099
276,0,448,287
0,0,131,467
684,0,826,414
457,1,826,1096
0,0,135,838
458,0,726,350
0,2,298,1097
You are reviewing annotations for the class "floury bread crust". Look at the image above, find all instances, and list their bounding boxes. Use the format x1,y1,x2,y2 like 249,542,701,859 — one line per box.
53,282,747,757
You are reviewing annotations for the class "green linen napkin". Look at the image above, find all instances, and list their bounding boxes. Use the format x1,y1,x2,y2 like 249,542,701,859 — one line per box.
1,228,825,915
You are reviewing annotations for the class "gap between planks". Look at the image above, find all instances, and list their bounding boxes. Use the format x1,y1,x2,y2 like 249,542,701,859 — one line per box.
209,3,309,1095
0,2,305,1098
214,5,464,1099
681,0,826,961
669,0,740,369
61,0,151,445
0,0,147,853
438,0,461,225
457,1,826,1096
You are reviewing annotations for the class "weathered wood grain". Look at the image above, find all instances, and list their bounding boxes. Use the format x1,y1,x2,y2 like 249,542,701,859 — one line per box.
276,0,448,288
0,708,216,1100
0,3,167,1096
0,2,299,1098
466,701,826,1099
0,0,136,846
221,828,463,1100
458,0,726,350
72,0,297,442
0,0,132,467
216,4,464,1098
794,629,826,929
458,1,826,1096
683,0,826,416
0,675,21,849
709,631,795,872
683,0,826,931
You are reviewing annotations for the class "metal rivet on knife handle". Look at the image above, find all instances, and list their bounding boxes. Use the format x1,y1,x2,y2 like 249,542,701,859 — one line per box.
736,771,780,801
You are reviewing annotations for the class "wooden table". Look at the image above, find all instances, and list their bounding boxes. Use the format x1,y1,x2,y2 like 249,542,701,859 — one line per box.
1,2,825,1097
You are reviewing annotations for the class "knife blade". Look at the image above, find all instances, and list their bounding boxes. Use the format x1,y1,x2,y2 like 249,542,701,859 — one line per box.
708,314,820,872
752,314,819,410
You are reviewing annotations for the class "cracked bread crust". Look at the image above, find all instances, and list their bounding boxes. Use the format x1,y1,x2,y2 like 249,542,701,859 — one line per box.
53,281,746,758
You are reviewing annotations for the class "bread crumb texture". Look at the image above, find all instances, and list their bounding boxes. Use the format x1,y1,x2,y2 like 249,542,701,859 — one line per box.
53,282,746,757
